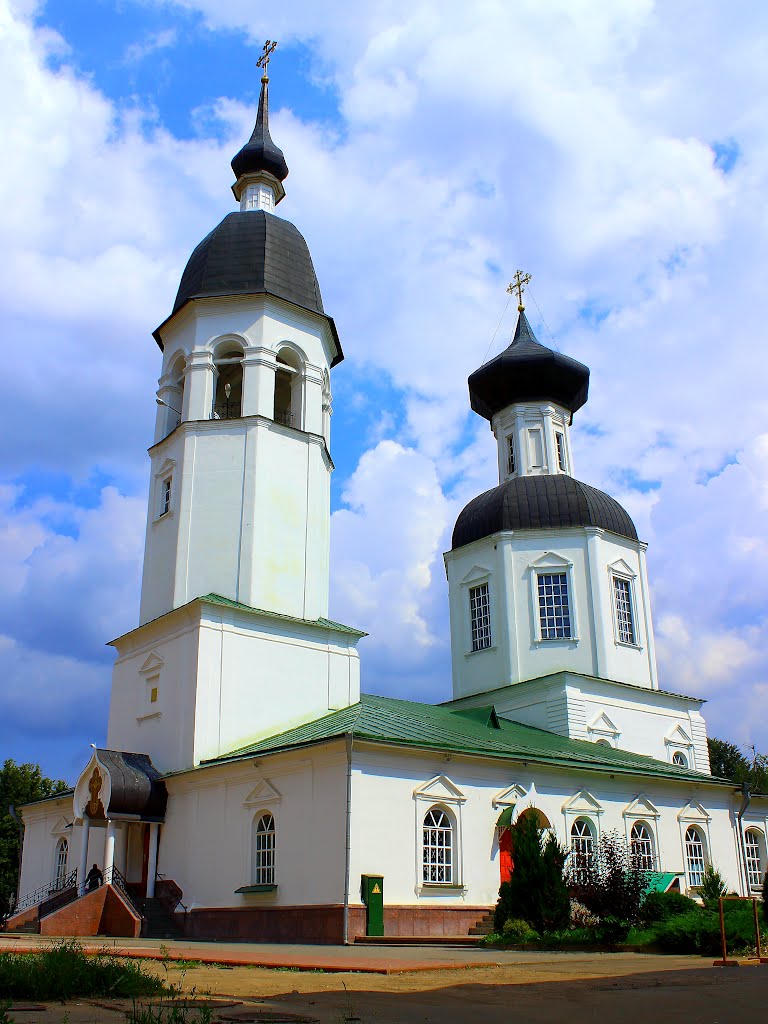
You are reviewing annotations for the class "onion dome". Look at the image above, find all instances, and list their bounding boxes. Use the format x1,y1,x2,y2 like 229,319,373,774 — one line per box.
468,311,590,421
452,474,637,550
156,210,343,365
231,76,289,183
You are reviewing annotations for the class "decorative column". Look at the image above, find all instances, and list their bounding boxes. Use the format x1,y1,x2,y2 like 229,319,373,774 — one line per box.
103,821,116,880
585,527,609,678
146,823,160,899
302,364,324,435
542,406,557,472
241,345,277,417
78,817,91,896
184,350,216,420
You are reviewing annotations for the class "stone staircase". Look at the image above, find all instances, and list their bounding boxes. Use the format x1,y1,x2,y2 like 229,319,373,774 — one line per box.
468,910,495,936
139,897,184,939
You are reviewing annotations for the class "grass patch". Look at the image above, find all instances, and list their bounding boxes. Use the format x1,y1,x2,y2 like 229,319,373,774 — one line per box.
0,940,164,1001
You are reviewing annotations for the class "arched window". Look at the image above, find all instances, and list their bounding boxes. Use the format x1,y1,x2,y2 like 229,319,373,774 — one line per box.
53,837,68,889
685,826,707,887
630,821,656,871
745,829,765,889
672,751,688,768
273,348,303,429
252,813,276,886
422,807,453,884
213,344,243,419
570,819,595,880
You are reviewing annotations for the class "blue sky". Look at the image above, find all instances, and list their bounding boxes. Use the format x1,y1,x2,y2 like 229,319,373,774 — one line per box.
2,0,768,782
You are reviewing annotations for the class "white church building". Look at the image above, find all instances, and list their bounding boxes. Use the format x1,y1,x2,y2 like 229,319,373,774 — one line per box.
10,66,768,943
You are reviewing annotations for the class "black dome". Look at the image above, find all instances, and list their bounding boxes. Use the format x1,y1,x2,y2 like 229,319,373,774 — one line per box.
468,312,590,421
173,211,324,316
231,78,288,183
452,474,637,549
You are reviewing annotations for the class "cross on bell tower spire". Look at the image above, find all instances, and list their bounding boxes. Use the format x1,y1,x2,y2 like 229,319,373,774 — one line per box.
256,39,277,82
507,270,531,313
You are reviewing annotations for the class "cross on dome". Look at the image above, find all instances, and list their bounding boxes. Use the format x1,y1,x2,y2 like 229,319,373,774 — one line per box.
256,39,277,81
507,270,531,312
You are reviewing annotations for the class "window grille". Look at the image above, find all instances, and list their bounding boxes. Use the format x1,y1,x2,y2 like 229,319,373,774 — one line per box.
507,435,516,475
469,583,492,651
630,822,655,871
745,830,764,888
685,826,706,887
537,573,571,639
253,813,276,885
53,838,68,889
613,576,635,644
672,751,688,768
570,819,594,880
555,431,567,471
423,808,453,884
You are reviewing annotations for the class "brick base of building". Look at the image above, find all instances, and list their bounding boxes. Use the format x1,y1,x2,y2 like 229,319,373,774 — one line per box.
182,904,493,944
40,885,141,938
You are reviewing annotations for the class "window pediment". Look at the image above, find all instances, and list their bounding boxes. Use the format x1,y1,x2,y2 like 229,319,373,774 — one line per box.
665,724,693,748
608,558,637,579
243,778,282,807
154,458,176,480
492,783,527,809
50,816,73,836
587,710,620,738
139,653,164,677
460,564,492,585
622,795,660,820
529,551,572,571
414,774,466,805
562,789,604,816
678,799,711,823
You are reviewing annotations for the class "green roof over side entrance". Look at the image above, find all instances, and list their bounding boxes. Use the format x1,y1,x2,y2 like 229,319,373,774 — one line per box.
202,693,729,787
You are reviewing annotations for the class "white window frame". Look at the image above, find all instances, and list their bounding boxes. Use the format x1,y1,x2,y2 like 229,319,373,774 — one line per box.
506,434,516,476
460,567,495,657
152,459,176,523
665,725,695,771
421,806,455,885
630,820,657,872
612,574,637,646
684,825,707,888
413,776,466,892
52,837,69,889
678,801,712,892
744,828,766,890
252,811,277,886
527,427,546,470
569,818,596,881
528,555,578,643
606,560,641,649
622,796,663,870
555,430,568,472
469,581,492,652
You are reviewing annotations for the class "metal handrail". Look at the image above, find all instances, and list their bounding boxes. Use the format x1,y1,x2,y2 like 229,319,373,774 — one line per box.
104,866,144,921
155,873,188,916
12,869,78,916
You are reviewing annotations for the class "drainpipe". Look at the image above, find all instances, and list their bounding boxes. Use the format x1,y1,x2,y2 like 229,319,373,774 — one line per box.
342,732,353,945
8,806,24,908
736,783,751,895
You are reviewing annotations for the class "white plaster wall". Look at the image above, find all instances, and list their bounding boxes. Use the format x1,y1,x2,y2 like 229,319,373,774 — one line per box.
107,602,361,774
348,745,765,907
17,797,102,900
156,744,348,910
446,527,655,701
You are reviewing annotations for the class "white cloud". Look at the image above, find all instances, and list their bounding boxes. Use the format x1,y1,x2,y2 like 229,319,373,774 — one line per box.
2,0,768,765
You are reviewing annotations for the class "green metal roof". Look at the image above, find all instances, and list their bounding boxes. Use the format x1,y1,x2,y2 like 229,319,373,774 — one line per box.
202,693,730,786
200,594,367,637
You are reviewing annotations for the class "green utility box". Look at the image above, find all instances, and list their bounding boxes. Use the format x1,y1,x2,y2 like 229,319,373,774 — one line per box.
361,874,384,936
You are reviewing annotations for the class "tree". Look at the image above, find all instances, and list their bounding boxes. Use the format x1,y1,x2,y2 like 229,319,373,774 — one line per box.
0,759,69,918
567,829,649,926
494,810,570,933
708,738,768,794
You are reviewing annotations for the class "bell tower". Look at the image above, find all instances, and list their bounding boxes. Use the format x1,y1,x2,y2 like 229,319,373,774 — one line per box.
106,54,362,773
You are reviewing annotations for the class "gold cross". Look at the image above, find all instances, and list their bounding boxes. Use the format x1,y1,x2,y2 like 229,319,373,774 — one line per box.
257,39,278,80
507,270,531,312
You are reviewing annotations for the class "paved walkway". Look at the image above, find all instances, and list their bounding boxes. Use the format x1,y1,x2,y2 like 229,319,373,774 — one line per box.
0,934,667,974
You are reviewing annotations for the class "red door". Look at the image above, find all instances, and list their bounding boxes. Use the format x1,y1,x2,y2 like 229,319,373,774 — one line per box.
499,828,514,883
140,826,150,897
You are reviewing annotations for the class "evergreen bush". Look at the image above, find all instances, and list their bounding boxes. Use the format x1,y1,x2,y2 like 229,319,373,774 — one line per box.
699,865,727,908
653,902,756,956
493,811,570,933
501,917,540,943
638,890,697,925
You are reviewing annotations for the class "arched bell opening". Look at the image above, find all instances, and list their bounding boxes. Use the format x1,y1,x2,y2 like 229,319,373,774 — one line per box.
213,343,244,420
273,347,304,429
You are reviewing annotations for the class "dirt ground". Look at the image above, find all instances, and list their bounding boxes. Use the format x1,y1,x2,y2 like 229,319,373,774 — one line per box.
8,954,768,1024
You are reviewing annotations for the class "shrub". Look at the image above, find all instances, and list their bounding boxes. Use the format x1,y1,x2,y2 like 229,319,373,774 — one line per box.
569,899,599,928
501,917,540,943
699,865,727,908
567,829,649,925
0,940,163,1001
596,917,631,947
639,890,698,925
493,810,570,933
653,902,757,956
